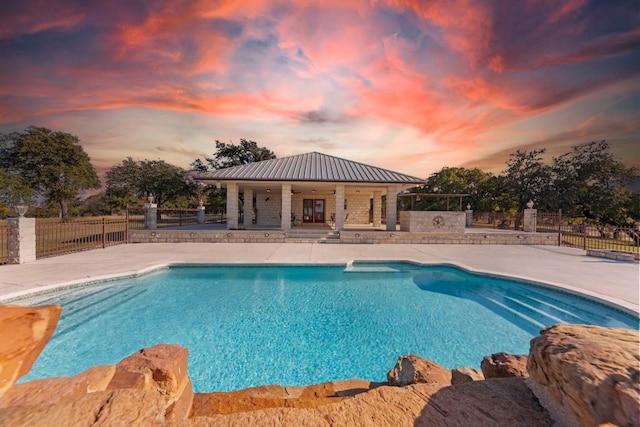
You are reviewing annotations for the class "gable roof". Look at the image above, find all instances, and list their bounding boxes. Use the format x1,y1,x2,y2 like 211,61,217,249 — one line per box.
195,152,424,184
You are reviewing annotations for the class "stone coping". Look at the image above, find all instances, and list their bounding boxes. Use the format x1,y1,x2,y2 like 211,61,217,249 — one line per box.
2,259,637,319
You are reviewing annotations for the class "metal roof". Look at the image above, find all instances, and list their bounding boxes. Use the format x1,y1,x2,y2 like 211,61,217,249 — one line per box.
195,152,424,184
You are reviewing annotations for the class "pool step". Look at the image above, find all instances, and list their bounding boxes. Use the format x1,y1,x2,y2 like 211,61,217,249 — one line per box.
55,286,146,337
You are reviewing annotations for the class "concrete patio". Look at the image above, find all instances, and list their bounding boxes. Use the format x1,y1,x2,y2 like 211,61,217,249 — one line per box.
0,243,638,316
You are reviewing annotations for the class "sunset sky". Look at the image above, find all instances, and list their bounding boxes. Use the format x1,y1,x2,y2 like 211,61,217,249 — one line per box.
1,0,638,180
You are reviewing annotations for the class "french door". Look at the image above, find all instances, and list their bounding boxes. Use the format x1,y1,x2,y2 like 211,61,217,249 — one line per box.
303,199,325,223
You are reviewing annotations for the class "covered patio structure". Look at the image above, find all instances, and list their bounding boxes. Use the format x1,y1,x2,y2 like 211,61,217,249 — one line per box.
195,152,424,231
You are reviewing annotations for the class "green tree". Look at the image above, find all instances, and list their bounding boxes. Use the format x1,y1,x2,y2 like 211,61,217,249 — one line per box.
420,167,496,211
0,126,100,218
195,139,276,171
105,158,198,210
502,149,552,211
551,140,638,224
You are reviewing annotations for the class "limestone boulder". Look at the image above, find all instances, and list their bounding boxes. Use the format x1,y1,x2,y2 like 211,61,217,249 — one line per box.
451,367,485,385
0,304,61,396
107,343,194,421
527,324,640,427
481,352,528,379
0,365,115,408
0,388,166,427
387,354,452,387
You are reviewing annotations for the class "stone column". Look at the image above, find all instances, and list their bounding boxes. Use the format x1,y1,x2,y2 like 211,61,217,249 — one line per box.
226,183,238,229
243,189,253,227
144,202,157,229
196,200,205,224
524,209,537,232
281,184,292,230
386,186,398,231
335,184,345,231
8,217,36,264
465,204,473,228
372,191,382,227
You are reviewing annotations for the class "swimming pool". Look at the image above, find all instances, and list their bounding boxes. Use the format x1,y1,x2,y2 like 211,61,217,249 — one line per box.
16,263,637,392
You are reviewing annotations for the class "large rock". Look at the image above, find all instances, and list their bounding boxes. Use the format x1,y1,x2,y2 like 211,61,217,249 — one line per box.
190,379,380,417
0,365,115,408
451,367,485,385
0,304,61,396
387,354,451,387
527,324,640,427
0,388,166,427
481,352,528,378
107,344,194,421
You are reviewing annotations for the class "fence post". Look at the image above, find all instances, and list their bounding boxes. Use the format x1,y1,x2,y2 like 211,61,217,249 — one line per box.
125,207,129,244
7,216,36,264
557,209,562,246
583,225,587,250
102,217,106,248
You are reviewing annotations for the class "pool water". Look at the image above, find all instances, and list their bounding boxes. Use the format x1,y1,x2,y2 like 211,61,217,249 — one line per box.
17,264,637,392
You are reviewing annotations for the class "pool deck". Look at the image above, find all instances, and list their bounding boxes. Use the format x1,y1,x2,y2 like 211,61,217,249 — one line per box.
0,243,638,316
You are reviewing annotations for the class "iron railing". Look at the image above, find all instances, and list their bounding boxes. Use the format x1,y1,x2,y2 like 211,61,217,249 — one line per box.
0,222,9,265
35,216,129,259
558,223,639,256
472,212,524,230
127,207,226,229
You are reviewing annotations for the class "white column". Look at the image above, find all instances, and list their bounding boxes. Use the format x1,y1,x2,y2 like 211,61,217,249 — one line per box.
372,191,382,227
335,184,345,231
8,217,36,264
386,186,398,231
243,189,253,227
524,208,537,232
226,183,238,229
281,184,291,230
144,202,157,229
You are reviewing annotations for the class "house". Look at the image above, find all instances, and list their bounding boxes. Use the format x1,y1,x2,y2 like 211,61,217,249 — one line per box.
194,152,424,230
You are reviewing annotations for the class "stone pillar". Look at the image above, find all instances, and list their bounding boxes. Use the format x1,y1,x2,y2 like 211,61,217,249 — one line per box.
335,184,345,231
226,183,238,229
465,204,473,228
281,184,292,230
386,186,398,231
243,189,253,227
524,208,537,232
372,191,382,227
144,202,157,229
196,200,205,224
8,217,36,264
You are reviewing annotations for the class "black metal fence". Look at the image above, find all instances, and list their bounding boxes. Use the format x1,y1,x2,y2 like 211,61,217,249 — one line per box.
127,208,226,229
35,217,129,259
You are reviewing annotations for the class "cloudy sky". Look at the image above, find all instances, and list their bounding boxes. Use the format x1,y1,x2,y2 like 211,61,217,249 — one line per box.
1,0,638,179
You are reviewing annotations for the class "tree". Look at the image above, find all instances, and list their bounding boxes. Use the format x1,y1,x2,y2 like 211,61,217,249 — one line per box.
195,139,276,171
502,149,552,211
420,167,496,211
551,140,638,224
105,158,198,210
0,126,100,218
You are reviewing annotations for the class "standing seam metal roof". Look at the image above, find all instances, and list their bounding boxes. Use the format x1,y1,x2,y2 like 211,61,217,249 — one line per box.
195,152,424,184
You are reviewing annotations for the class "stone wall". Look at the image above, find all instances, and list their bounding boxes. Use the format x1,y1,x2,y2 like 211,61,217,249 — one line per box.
255,191,281,227
399,211,466,233
129,229,559,245
345,194,371,224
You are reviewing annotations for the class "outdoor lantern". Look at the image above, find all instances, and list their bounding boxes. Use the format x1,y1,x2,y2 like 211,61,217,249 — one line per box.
15,201,28,217
148,193,155,204
526,199,534,209
467,204,471,210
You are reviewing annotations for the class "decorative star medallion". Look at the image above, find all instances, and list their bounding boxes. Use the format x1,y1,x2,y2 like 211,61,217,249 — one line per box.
433,215,445,228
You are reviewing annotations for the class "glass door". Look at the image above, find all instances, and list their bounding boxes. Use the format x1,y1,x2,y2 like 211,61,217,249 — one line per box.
314,199,325,223
303,199,325,223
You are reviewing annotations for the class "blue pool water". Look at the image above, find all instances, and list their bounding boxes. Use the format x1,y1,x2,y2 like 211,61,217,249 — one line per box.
16,263,637,392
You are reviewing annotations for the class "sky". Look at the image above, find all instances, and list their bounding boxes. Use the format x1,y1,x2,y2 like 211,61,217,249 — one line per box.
1,0,639,181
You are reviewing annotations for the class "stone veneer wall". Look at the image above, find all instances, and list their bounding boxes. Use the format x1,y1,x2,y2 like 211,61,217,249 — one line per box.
129,230,558,245
345,194,371,224
399,211,465,233
255,191,281,226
